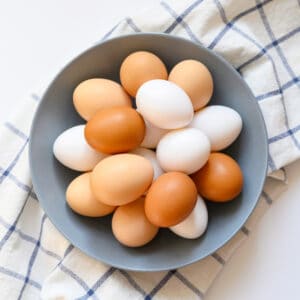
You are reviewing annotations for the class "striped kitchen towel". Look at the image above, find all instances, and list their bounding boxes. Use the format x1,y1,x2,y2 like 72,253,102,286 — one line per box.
0,0,299,299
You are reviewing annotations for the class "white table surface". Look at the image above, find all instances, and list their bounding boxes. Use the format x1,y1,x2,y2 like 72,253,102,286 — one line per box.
1,1,299,299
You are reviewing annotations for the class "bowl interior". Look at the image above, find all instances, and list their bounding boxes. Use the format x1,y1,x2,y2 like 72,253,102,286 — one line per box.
29,33,268,271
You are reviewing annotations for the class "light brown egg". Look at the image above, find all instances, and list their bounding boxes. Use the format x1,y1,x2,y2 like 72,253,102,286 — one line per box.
120,51,168,97
66,173,115,217
84,107,145,154
145,172,197,227
168,60,213,111
191,153,243,202
73,78,132,120
91,154,153,206
112,197,159,247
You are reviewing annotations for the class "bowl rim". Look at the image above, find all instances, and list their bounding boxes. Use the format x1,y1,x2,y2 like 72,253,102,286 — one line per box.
29,32,269,271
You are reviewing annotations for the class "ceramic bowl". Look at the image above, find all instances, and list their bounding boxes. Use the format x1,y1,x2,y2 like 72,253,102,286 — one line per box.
29,33,268,271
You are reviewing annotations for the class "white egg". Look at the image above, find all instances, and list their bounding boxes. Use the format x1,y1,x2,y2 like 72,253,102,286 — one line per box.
130,148,163,181
136,79,194,129
53,125,107,171
189,105,242,151
140,118,169,149
156,128,210,174
170,195,208,239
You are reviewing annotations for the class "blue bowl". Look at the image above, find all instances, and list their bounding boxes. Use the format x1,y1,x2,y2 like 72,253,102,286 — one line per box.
29,33,268,271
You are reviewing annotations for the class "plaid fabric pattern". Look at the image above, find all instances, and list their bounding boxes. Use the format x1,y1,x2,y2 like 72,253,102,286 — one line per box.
0,0,298,299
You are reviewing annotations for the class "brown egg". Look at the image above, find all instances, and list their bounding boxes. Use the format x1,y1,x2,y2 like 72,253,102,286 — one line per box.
120,51,168,97
66,173,115,217
168,60,213,111
112,197,159,247
191,153,243,202
91,154,153,206
145,172,197,227
84,107,145,154
73,78,132,120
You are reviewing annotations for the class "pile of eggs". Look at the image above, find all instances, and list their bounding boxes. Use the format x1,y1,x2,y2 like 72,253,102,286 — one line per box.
53,51,243,248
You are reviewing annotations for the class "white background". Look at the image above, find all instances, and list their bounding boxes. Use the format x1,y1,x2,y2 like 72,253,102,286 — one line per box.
1,1,300,299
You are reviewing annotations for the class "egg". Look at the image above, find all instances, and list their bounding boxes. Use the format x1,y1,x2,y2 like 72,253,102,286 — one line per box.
130,148,163,181
91,154,153,206
170,195,208,239
120,51,168,97
85,107,145,154
140,117,169,149
191,153,243,202
145,172,197,227
66,173,115,217
156,128,211,174
169,60,213,111
53,125,107,171
189,105,242,151
112,197,159,247
136,79,194,129
73,78,132,120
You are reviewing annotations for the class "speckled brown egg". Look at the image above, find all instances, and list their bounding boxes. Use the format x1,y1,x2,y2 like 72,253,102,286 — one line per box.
91,154,153,206
168,60,213,111
191,152,243,202
73,78,132,120
112,197,159,247
66,173,115,217
84,107,145,154
120,51,168,97
145,172,197,227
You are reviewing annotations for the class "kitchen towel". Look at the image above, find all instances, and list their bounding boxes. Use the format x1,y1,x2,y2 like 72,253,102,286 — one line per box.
0,0,299,299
